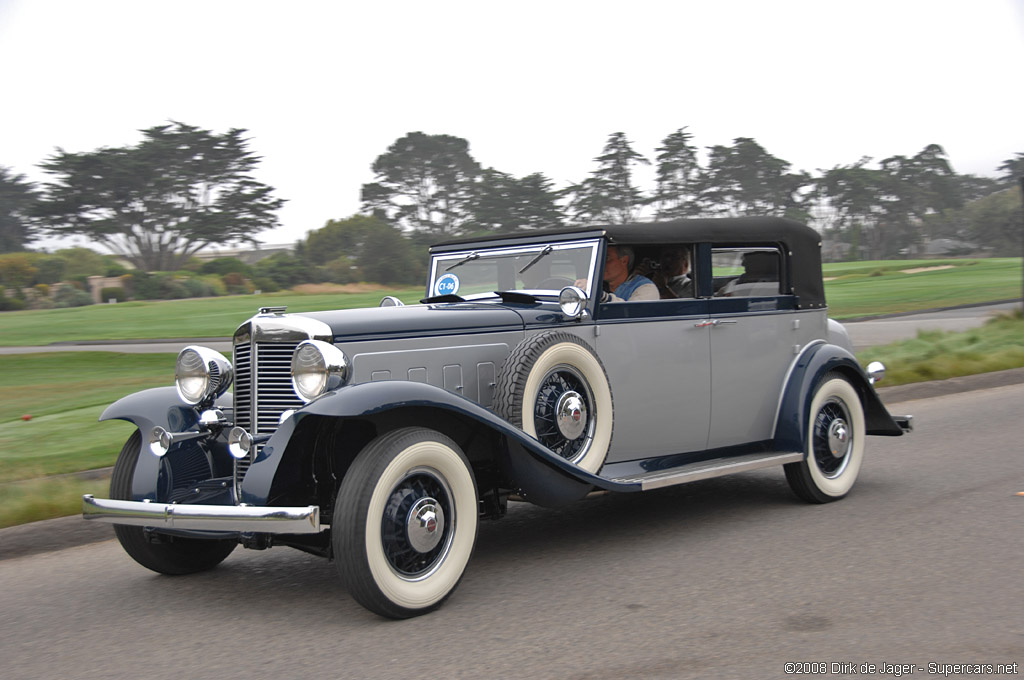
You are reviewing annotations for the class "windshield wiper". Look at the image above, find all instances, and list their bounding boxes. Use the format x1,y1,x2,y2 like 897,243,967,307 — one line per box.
517,245,553,274
446,252,479,271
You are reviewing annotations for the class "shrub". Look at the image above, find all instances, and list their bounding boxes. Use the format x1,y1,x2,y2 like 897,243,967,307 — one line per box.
200,257,253,277
198,274,227,296
34,283,51,297
221,272,253,294
53,286,94,308
130,272,191,300
100,287,126,303
251,276,281,293
180,277,215,298
35,257,67,284
0,296,26,311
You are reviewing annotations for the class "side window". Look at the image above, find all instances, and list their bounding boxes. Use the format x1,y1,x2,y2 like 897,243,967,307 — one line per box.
712,247,782,297
635,245,695,300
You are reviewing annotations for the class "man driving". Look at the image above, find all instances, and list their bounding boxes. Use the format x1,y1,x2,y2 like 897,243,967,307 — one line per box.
577,244,658,302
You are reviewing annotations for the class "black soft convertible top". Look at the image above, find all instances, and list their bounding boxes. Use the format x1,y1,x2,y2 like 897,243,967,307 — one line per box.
431,217,826,309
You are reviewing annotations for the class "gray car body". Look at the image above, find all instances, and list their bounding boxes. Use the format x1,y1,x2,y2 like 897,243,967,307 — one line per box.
97,218,906,527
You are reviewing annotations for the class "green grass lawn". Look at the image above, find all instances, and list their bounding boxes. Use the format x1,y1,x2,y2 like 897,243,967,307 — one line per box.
0,287,422,346
0,352,173,483
822,258,1022,318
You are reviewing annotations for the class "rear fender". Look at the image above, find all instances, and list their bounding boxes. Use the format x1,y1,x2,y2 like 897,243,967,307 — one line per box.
99,387,232,500
774,343,905,454
243,381,628,508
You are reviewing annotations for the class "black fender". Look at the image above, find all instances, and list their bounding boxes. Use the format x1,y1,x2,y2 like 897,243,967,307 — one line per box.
774,342,905,454
99,387,232,501
241,381,636,508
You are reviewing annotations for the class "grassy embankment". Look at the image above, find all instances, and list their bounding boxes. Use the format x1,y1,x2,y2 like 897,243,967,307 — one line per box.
0,260,1021,528
822,257,1021,318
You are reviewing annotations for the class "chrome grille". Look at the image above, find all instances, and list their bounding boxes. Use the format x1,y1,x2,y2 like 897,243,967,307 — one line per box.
233,341,303,480
233,343,252,431
253,343,303,433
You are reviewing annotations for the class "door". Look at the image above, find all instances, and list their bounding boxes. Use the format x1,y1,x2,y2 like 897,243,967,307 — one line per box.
596,298,711,463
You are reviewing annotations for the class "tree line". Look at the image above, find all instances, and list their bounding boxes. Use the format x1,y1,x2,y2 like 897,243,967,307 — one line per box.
1,123,1021,297
361,130,1022,260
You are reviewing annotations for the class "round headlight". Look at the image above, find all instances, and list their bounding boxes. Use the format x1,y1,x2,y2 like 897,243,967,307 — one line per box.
558,286,588,318
291,340,349,403
175,345,233,405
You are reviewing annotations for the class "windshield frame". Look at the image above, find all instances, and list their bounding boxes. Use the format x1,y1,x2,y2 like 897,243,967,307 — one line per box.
427,238,602,300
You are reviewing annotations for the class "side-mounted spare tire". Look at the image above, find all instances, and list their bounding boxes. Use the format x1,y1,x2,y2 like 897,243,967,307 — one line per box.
495,331,613,473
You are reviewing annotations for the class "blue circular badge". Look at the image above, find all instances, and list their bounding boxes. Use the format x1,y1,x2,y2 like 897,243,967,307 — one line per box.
434,273,460,296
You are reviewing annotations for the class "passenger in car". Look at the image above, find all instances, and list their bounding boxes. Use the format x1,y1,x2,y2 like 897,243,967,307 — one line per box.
719,251,780,297
651,247,694,299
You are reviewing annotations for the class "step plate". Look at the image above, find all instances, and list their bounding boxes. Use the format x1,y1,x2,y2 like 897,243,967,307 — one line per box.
612,451,804,491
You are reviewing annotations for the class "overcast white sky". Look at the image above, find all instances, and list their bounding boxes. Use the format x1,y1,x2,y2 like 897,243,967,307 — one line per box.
2,0,1022,249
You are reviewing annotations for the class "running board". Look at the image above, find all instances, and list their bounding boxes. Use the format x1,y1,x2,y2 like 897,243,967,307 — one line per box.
609,451,803,491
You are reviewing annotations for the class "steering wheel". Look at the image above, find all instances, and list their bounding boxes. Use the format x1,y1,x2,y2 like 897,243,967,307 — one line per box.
535,277,574,289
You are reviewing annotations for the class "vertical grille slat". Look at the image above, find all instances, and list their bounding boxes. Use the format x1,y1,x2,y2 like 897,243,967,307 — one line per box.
233,340,304,482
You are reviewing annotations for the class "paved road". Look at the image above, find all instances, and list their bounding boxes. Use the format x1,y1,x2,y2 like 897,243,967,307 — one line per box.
2,385,1021,679
1,302,1020,355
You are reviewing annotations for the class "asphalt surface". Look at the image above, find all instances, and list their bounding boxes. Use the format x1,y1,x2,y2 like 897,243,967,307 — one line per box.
1,382,1021,678
843,301,1021,350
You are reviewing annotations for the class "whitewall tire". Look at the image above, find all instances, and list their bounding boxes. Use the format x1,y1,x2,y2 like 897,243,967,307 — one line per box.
784,373,866,503
495,332,613,474
333,428,478,619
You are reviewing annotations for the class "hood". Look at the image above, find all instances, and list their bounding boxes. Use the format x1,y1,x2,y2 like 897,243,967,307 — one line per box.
296,302,526,341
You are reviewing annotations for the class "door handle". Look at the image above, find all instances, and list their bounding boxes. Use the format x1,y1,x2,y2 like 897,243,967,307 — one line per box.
694,319,738,328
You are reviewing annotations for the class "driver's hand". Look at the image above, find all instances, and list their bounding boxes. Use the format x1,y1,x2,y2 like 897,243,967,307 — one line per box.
574,278,588,289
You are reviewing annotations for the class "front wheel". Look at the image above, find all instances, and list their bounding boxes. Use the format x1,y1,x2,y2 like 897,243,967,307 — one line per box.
110,430,236,574
784,374,866,503
333,428,479,619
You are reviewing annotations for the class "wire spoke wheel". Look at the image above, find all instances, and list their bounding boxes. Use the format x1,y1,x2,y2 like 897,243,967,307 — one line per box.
533,365,596,463
495,332,614,474
380,469,454,579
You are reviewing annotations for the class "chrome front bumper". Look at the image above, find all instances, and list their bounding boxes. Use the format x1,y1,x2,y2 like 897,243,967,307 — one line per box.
82,495,323,534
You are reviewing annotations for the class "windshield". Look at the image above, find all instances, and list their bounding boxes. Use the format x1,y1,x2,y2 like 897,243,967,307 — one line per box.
428,239,601,299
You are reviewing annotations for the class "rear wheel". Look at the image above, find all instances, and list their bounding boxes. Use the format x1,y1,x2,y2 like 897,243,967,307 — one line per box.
333,428,478,619
784,374,866,503
110,430,236,574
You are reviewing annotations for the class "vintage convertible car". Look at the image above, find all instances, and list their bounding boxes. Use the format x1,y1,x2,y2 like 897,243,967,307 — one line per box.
83,217,912,618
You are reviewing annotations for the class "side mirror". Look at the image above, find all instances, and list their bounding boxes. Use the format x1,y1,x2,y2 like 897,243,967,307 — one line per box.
379,296,405,307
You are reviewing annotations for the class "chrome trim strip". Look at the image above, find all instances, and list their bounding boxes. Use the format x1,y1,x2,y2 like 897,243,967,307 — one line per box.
82,495,323,534
612,451,804,491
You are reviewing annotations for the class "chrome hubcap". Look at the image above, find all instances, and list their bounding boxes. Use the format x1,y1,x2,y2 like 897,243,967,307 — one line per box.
828,419,850,458
812,397,854,479
406,497,445,553
555,391,587,440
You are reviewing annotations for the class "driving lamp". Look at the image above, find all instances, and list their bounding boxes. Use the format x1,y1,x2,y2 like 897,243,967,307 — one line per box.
228,426,254,459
